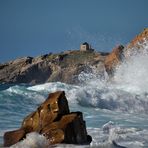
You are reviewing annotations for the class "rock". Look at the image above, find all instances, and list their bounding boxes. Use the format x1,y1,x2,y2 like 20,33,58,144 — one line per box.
21,91,70,132
124,28,148,58
127,28,148,49
0,28,148,84
3,91,91,147
104,28,148,76
0,51,107,85
41,112,90,145
104,45,124,75
4,129,25,147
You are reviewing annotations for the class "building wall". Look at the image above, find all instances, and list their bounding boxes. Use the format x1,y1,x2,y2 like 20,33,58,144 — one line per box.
80,45,87,51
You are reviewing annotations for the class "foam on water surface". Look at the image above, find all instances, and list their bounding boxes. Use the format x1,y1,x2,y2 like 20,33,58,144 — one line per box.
0,40,148,147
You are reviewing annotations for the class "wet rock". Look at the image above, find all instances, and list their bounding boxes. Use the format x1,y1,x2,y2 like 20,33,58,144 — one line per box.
4,129,25,147
127,28,148,49
21,91,70,132
124,28,148,58
3,91,91,147
105,45,124,75
104,28,148,76
41,112,90,145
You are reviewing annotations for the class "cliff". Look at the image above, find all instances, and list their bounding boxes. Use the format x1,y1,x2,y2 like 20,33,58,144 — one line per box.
105,28,148,74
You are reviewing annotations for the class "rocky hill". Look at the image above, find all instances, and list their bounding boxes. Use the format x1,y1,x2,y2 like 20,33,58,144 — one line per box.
0,50,108,84
0,28,147,85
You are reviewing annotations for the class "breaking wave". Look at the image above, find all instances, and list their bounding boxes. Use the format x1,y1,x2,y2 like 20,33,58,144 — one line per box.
18,40,148,114
1,40,148,147
2,40,148,114
9,122,148,148
10,132,49,148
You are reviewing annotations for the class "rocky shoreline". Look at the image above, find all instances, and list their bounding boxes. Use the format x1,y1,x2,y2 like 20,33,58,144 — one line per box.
1,28,148,147
0,28,148,85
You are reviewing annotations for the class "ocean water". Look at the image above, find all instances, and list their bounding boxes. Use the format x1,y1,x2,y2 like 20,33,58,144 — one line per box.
0,41,148,148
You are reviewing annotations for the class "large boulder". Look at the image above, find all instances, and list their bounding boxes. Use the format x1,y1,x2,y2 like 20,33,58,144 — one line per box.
41,112,91,145
4,91,91,147
21,91,70,132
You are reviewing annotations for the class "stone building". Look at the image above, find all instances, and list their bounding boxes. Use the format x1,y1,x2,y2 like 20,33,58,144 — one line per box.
80,42,94,51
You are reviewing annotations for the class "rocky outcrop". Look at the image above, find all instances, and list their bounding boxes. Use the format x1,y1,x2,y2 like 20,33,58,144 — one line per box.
127,28,148,49
4,91,91,147
105,28,148,75
124,28,148,58
0,28,148,84
104,45,124,75
0,51,107,84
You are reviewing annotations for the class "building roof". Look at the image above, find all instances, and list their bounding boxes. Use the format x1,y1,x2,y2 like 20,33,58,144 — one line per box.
82,42,89,46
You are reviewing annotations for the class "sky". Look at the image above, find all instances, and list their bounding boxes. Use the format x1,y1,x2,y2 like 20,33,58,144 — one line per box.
0,0,148,63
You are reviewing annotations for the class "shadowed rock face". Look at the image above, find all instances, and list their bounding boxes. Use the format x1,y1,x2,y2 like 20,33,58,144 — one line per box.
0,57,52,84
4,91,91,147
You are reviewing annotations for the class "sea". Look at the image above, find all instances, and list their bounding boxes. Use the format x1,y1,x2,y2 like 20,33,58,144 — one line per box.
0,41,148,148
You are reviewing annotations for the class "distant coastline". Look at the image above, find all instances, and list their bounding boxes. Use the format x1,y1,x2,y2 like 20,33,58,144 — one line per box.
0,28,147,85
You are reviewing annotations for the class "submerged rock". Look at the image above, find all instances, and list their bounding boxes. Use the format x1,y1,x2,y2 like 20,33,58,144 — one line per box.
3,91,91,147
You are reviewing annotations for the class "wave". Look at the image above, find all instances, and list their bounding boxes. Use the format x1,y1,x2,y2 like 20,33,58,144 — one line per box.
1,41,148,115
1,78,148,115
1,40,148,147
9,121,148,148
10,132,49,148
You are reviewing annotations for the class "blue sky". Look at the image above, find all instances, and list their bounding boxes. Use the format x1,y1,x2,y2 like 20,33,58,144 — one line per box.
0,0,148,63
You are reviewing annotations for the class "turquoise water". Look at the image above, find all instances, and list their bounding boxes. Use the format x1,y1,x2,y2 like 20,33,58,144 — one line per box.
0,82,148,148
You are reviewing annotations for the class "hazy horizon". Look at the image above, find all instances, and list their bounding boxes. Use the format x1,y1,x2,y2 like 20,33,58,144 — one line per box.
0,0,148,63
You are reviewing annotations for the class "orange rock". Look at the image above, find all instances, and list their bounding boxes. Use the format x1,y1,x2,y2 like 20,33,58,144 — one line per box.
3,91,91,147
105,45,124,75
41,112,90,144
4,128,25,147
127,28,148,49
105,28,148,76
22,91,70,132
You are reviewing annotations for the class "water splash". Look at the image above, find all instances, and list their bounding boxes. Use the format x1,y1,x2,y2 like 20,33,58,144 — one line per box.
10,132,49,148
75,40,148,113
1,39,148,147
114,39,148,94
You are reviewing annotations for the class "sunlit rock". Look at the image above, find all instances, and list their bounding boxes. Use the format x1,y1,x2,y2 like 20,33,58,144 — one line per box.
4,91,91,147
